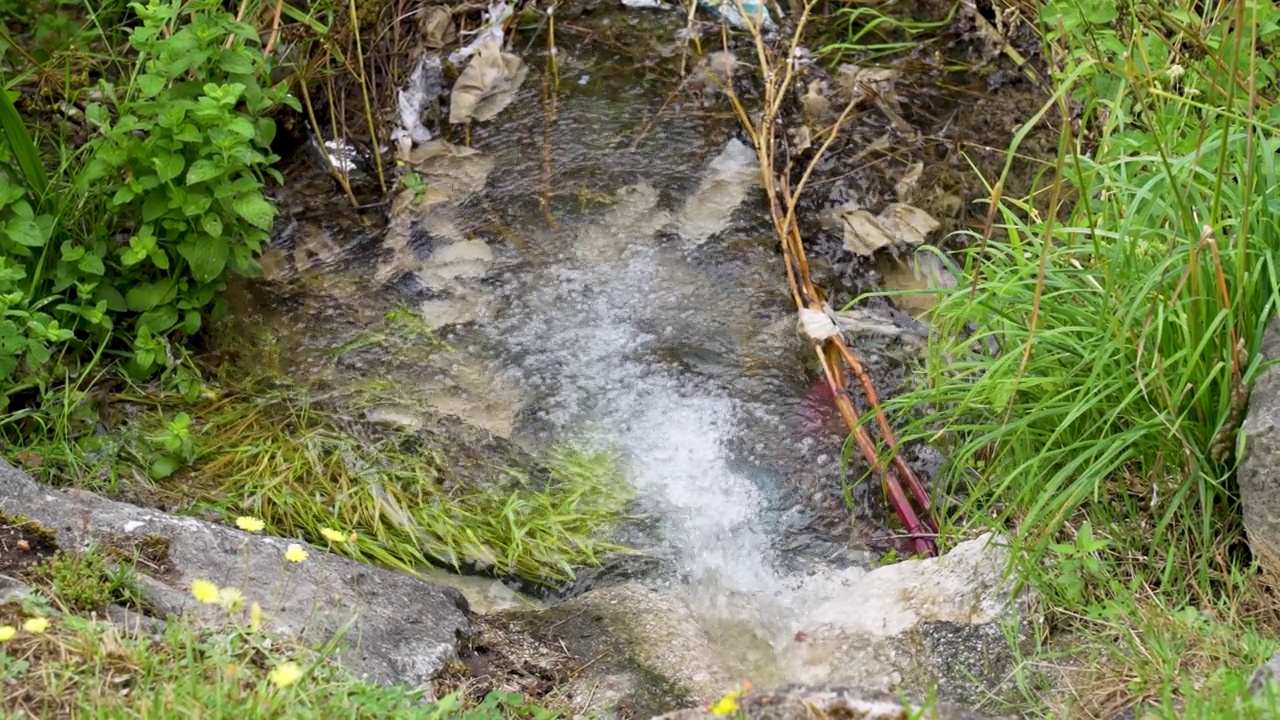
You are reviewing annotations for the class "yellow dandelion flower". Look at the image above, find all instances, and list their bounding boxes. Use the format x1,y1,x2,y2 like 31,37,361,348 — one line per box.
284,544,308,563
22,617,49,634
268,661,304,688
218,587,245,610
249,602,263,631
235,517,265,533
0,626,15,641
709,680,751,716
191,578,221,604
319,528,347,544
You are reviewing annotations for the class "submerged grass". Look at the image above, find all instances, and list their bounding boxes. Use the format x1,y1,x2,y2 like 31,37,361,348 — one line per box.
10,381,633,587
153,389,631,585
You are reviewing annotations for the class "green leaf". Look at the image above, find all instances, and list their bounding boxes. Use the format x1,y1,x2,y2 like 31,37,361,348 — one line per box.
175,123,202,143
0,84,47,196
126,280,176,312
227,117,256,139
255,118,277,146
180,310,201,335
201,213,222,238
186,159,223,185
138,304,179,333
232,194,275,230
95,284,127,313
182,192,212,218
142,191,169,222
77,253,105,276
1082,0,1118,25
178,236,229,283
154,153,185,183
136,73,167,98
217,49,257,75
6,212,45,247
59,241,85,262
112,186,137,206
149,455,181,480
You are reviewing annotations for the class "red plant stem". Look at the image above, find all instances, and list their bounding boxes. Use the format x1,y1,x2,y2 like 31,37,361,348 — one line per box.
813,344,936,555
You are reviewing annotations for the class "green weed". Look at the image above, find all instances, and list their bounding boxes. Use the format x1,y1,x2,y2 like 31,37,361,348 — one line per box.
818,2,957,64
0,597,560,718
27,548,144,614
0,0,297,415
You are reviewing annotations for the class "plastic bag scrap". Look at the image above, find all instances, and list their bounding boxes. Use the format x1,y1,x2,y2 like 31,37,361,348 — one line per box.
392,54,444,157
307,135,364,175
449,35,528,124
449,0,513,65
398,139,495,201
699,0,776,30
622,0,670,8
798,304,916,341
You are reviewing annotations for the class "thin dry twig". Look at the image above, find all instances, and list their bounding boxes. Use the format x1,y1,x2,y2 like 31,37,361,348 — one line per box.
719,0,938,554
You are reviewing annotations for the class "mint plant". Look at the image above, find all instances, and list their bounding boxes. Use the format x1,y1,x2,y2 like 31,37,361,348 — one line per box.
75,0,296,377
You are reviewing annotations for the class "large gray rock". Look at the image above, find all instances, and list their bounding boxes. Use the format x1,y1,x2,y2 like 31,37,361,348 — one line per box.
1241,320,1280,578
0,459,471,688
521,534,1027,716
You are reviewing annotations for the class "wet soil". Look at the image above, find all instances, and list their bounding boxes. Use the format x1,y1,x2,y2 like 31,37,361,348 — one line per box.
0,514,59,581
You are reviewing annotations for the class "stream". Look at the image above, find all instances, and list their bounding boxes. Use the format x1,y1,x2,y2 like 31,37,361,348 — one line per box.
249,5,1010,698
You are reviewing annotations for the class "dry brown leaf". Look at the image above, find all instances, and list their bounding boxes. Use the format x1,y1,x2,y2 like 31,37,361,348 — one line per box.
829,202,939,256
894,162,924,201
877,248,958,316
422,6,456,49
449,37,528,124
402,140,495,200
801,80,831,126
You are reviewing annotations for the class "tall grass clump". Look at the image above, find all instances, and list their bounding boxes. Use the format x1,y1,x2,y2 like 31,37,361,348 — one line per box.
885,0,1280,603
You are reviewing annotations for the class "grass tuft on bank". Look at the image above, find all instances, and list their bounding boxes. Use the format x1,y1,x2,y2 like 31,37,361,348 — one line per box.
874,0,1280,715
0,595,556,719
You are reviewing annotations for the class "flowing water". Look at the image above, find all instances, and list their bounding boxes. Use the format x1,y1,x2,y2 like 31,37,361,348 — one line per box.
257,12,929,683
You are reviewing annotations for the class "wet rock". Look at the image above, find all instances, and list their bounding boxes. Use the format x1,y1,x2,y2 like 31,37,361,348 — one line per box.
1241,319,1280,579
0,459,472,688
1250,651,1280,695
675,138,759,245
515,582,722,717
523,535,1027,714
774,533,1026,706
655,685,1000,720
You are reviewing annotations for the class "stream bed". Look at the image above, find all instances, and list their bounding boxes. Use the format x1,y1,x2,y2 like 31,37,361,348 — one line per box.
237,3,1046,708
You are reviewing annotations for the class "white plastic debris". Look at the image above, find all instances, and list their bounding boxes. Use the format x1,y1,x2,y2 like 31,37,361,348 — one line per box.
676,137,759,244
798,306,840,341
448,1,513,65
699,0,776,30
622,0,669,8
310,136,362,174
392,54,441,157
